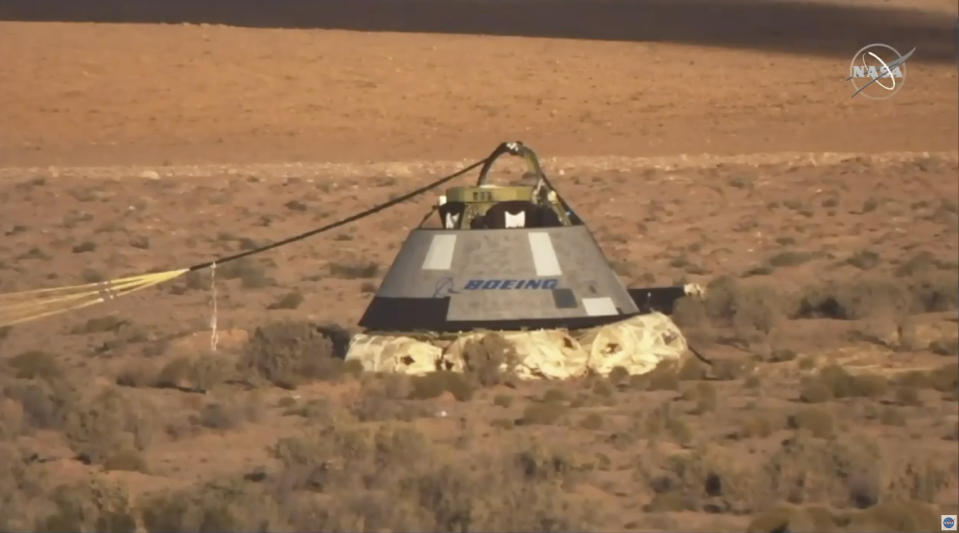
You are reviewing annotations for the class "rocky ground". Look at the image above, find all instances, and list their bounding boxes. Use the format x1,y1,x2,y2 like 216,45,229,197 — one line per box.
0,2,957,531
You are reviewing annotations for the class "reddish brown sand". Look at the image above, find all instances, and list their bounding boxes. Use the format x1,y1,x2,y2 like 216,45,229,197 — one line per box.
0,2,957,531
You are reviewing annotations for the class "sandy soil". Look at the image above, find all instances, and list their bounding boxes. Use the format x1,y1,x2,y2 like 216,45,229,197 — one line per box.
1,3,957,166
0,2,957,531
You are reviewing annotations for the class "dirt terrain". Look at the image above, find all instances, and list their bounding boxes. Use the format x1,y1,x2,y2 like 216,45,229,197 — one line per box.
0,1,958,531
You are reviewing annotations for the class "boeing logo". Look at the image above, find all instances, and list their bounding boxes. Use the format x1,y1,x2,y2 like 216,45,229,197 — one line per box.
432,276,560,297
464,278,559,290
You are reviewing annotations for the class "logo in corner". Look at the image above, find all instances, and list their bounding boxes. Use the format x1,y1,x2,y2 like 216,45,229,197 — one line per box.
847,43,915,99
943,515,957,531
432,276,460,298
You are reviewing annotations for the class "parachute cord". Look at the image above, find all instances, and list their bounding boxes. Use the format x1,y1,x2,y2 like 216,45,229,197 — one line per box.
210,261,219,353
187,157,490,272
688,343,713,366
0,153,495,329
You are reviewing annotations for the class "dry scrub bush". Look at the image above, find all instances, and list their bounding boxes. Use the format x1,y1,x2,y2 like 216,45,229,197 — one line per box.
637,445,751,514
114,360,155,388
63,389,154,467
460,333,517,387
351,374,429,421
6,351,61,380
156,354,236,392
70,316,128,335
643,402,692,445
845,499,941,532
756,433,880,509
746,504,845,533
894,386,921,406
328,260,379,279
767,250,817,267
241,321,343,389
894,250,952,277
198,401,257,431
846,249,881,270
217,258,274,288
908,270,959,312
786,408,835,438
139,479,283,533
894,363,958,395
682,382,718,414
408,371,473,401
797,270,958,321
267,424,591,531
3,377,78,431
267,291,304,310
37,480,136,533
879,407,906,426
541,387,568,404
630,359,681,391
677,358,708,380
674,276,793,345
0,399,23,439
518,401,567,426
102,449,148,473
493,394,513,408
733,412,781,440
799,365,887,403
607,365,630,385
930,337,959,356
0,442,46,531
580,413,604,430
882,459,954,503
590,379,615,404
796,279,910,320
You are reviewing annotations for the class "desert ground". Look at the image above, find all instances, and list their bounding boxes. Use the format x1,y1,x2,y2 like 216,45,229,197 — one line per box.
0,1,958,531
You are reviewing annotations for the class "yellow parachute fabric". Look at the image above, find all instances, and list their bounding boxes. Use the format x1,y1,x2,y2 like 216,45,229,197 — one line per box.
0,269,188,327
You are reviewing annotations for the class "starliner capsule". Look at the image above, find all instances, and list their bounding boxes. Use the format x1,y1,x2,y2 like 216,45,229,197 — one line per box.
346,141,704,379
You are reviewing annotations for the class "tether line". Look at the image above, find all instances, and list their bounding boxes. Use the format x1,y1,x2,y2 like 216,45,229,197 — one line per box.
187,158,488,271
0,156,491,327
